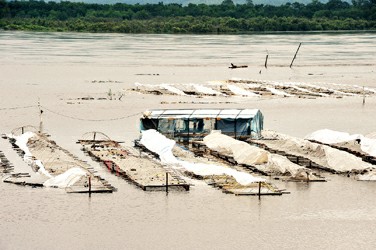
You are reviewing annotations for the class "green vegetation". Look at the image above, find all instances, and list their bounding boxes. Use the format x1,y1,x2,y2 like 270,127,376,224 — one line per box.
0,0,375,33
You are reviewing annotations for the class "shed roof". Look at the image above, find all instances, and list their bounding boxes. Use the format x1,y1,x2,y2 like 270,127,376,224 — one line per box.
142,109,261,119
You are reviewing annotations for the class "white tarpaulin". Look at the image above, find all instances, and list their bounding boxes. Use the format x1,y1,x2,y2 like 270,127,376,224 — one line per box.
43,167,86,188
160,84,188,96
227,85,259,97
305,129,376,157
203,131,310,177
12,131,35,162
203,131,268,165
11,132,87,188
12,132,52,178
357,171,376,181
140,129,265,185
191,84,223,96
260,130,375,173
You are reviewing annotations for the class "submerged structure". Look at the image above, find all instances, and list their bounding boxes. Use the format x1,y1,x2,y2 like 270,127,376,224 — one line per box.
140,109,264,141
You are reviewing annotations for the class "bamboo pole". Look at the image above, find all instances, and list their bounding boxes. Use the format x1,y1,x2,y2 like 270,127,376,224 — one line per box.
88,176,92,195
166,173,169,193
363,86,366,106
265,50,269,68
290,43,302,68
38,98,43,133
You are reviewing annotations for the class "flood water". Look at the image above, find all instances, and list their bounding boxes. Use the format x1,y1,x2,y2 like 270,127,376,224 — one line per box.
0,31,376,250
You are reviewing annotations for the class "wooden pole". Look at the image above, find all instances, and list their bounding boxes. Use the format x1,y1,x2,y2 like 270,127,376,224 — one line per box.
290,43,302,68
88,176,92,195
363,86,366,106
166,173,169,193
258,182,261,198
187,119,190,142
264,54,269,68
38,98,43,133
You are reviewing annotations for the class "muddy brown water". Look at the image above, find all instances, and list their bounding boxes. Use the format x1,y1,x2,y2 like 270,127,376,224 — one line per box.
0,31,376,250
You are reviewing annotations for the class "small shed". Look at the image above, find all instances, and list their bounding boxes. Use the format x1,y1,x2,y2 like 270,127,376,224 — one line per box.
140,109,263,140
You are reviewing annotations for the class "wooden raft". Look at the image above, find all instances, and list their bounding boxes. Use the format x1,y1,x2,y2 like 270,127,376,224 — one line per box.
245,139,337,174
5,133,114,193
135,140,286,196
191,141,269,176
191,140,326,182
308,140,376,166
79,139,190,191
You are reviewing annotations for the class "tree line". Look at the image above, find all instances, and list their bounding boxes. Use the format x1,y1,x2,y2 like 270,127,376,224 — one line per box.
0,0,375,33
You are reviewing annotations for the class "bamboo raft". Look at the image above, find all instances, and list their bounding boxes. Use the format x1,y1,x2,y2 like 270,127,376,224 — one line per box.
78,136,190,192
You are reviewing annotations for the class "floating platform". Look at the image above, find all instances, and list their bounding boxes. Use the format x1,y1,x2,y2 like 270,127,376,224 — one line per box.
2,132,114,193
3,173,47,187
0,151,14,174
66,187,113,194
191,141,268,176
191,140,326,183
130,79,376,99
1,137,48,187
135,140,286,196
245,139,336,174
308,140,376,166
206,175,284,196
79,137,190,192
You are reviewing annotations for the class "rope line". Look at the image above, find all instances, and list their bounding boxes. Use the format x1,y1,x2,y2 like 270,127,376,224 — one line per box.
0,104,141,121
0,105,37,111
40,105,141,122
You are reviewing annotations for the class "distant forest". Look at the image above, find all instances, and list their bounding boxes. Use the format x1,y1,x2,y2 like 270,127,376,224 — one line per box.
0,0,375,33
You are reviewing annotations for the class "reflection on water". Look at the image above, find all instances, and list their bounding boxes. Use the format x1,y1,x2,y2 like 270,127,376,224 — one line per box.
0,31,376,250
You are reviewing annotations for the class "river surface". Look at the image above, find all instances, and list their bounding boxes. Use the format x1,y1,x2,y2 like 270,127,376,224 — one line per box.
0,31,376,250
